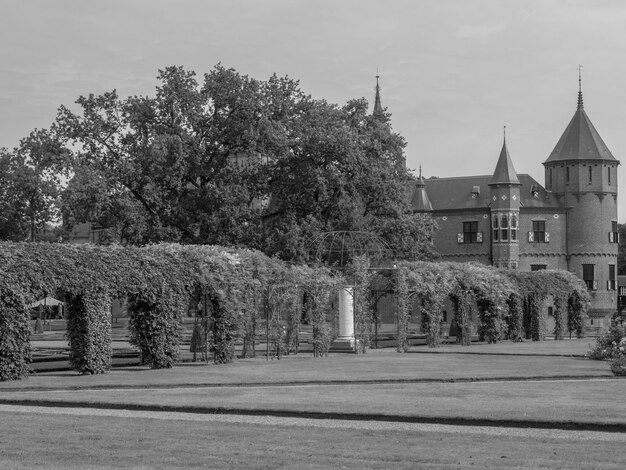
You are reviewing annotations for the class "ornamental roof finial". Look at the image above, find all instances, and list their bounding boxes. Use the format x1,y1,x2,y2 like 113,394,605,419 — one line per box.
577,64,584,109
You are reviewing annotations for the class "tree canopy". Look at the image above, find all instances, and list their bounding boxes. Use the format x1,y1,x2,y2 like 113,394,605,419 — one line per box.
2,64,436,262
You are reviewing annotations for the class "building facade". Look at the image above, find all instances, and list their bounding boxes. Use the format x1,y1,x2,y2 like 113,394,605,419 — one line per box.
408,85,620,327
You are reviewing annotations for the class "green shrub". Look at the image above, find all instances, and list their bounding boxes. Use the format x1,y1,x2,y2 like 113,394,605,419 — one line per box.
610,356,626,376
0,278,31,381
588,323,626,361
66,288,112,375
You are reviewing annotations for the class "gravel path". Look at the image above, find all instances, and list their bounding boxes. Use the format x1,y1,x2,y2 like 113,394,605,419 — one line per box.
2,404,624,443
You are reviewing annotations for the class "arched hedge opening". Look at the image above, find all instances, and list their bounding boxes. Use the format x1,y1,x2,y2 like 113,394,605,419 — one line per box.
0,241,593,380
0,242,340,380
394,262,589,348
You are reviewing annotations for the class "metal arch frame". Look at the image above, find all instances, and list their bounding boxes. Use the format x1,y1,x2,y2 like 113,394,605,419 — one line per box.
304,230,393,268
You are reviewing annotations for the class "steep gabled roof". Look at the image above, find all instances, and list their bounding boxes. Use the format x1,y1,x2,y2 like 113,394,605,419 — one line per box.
490,137,520,185
545,90,616,163
409,174,561,212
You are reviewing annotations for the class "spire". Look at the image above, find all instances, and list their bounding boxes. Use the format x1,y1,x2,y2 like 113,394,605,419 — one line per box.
545,71,617,164
373,71,384,117
577,64,584,110
490,130,521,186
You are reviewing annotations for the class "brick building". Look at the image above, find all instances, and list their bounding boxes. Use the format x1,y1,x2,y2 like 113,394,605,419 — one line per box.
407,83,619,327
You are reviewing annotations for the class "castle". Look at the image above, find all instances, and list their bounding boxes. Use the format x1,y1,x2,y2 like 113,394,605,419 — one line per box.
400,76,619,327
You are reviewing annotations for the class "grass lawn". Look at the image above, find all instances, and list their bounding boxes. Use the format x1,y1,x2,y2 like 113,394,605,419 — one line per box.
1,341,625,469
1,345,623,427
0,409,624,470
5,378,623,427
0,342,612,392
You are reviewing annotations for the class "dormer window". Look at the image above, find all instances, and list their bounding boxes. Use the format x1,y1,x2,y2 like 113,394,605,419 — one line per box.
471,186,480,198
530,184,539,198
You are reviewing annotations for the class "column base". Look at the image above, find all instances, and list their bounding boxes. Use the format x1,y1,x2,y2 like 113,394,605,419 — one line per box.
330,337,356,352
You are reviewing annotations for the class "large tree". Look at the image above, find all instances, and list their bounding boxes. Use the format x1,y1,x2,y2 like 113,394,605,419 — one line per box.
0,130,66,241
27,65,437,260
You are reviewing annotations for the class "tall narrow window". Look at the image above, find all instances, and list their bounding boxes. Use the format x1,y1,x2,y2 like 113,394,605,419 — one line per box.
532,221,546,243
610,221,619,243
500,214,509,241
549,168,552,188
566,166,570,183
608,166,611,185
510,214,518,241
609,264,616,290
582,264,595,290
589,165,593,183
492,215,499,241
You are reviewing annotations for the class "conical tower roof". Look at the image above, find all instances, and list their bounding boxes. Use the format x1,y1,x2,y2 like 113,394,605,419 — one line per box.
544,86,616,164
411,166,433,212
490,134,520,185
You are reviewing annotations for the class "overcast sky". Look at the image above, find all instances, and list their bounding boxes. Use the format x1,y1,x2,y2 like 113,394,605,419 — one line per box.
2,0,626,218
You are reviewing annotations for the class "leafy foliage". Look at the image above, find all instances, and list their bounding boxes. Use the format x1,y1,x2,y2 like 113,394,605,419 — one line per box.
394,262,588,348
588,323,626,361
11,65,435,263
0,242,338,379
0,276,31,381
395,268,410,352
346,255,375,353
0,141,63,242
66,287,111,374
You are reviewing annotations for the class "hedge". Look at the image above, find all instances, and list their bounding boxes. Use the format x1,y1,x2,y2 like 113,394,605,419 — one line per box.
0,242,339,379
0,241,593,379
0,275,31,380
67,286,112,374
394,262,589,348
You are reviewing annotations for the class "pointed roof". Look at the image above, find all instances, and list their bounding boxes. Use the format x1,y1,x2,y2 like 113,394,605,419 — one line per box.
373,73,384,117
544,85,616,164
490,134,520,186
411,166,433,211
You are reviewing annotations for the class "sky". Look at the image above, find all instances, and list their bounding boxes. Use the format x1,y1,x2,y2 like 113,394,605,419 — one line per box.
2,0,626,218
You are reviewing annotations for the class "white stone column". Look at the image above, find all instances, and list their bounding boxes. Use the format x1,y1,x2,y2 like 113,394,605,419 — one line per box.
331,286,355,351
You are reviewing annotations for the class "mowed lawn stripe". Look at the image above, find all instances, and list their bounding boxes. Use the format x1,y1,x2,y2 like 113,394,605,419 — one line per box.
2,405,625,442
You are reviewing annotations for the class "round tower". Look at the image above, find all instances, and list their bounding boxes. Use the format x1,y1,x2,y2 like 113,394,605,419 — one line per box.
543,74,619,326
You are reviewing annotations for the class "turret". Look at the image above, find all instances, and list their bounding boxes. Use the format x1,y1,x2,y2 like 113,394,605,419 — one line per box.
543,68,619,323
489,130,521,268
411,166,433,212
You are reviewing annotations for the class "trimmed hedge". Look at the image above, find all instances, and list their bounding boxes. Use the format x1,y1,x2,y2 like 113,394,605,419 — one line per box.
0,242,339,379
0,241,593,379
0,276,31,380
67,287,111,374
395,261,590,348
